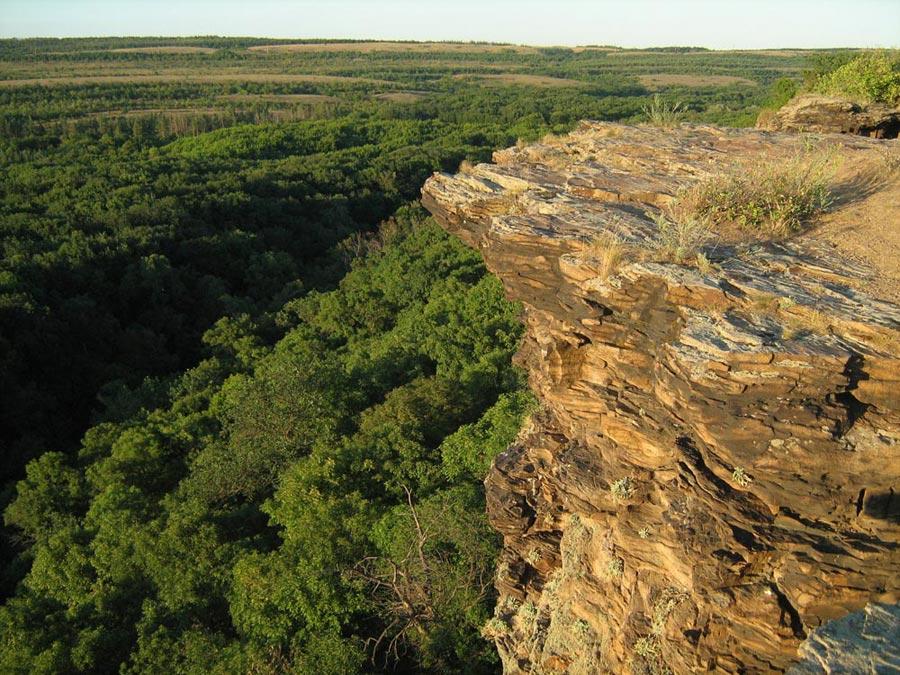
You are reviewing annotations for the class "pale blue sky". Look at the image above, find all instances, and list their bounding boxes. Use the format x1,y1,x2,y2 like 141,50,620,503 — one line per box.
1,0,898,49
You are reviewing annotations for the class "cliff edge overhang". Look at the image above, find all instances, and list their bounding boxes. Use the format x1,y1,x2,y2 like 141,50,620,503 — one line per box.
422,122,900,673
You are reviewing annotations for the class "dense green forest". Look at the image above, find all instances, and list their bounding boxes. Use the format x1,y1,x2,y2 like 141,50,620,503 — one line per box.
0,38,851,672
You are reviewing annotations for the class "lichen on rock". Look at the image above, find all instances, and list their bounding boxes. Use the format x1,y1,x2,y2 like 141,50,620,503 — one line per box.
422,122,900,673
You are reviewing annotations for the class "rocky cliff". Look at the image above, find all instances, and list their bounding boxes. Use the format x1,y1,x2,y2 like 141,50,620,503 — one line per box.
421,122,900,673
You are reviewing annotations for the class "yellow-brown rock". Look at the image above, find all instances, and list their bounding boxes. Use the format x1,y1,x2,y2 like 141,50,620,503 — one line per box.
422,122,900,673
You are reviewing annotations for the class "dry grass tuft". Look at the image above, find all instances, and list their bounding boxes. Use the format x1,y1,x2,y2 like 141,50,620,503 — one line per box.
648,210,713,262
675,149,838,235
586,231,629,280
642,94,684,128
782,307,833,340
695,251,714,274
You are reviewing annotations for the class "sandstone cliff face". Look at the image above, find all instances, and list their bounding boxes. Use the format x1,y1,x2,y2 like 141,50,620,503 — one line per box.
421,123,900,674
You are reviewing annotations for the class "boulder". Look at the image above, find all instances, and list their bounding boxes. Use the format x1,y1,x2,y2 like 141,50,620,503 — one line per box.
758,93,900,138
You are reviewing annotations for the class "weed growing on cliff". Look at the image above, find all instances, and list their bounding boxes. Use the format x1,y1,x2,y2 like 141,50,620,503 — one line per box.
481,617,509,639
695,251,714,274
586,231,628,279
543,569,564,596
501,596,522,614
634,637,660,659
750,294,782,315
633,636,673,675
642,94,684,128
574,619,591,637
648,210,713,262
732,467,753,487
638,527,651,539
782,307,833,340
610,476,636,501
676,150,837,235
651,589,688,635
520,601,538,626
606,557,624,578
559,513,593,584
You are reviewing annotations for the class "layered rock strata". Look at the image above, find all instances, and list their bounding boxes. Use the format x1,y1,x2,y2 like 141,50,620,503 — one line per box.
422,122,900,674
758,93,900,138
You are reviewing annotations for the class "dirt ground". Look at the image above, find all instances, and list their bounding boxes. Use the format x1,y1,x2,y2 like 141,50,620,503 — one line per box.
806,142,900,303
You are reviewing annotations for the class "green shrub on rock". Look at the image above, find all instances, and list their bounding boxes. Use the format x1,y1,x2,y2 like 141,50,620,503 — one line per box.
814,51,900,104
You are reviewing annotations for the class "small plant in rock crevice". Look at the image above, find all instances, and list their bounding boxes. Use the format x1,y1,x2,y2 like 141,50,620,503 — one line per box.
782,307,833,340
651,588,687,636
481,617,509,639
610,476,636,501
634,636,660,658
878,146,900,174
574,618,591,638
695,251,714,274
606,557,624,578
732,466,753,487
633,635,673,675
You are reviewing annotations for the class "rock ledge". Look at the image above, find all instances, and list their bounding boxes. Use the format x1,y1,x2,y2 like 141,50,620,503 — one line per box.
758,93,900,138
422,122,900,673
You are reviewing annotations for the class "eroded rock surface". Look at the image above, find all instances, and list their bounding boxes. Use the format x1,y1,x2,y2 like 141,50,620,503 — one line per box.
758,93,900,138
789,603,900,674
422,122,900,673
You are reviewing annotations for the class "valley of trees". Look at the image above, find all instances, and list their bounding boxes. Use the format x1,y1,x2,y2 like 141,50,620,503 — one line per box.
0,39,865,672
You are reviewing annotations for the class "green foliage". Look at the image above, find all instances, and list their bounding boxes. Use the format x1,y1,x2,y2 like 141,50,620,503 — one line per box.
802,50,858,88
763,77,798,110
364,485,501,671
1,212,527,673
441,391,534,481
813,51,900,104
4,453,87,541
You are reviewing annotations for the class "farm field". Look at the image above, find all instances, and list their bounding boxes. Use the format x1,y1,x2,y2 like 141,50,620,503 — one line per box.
0,38,827,140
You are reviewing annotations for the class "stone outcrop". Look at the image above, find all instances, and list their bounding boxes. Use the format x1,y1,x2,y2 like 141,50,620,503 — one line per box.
422,122,900,673
758,93,900,138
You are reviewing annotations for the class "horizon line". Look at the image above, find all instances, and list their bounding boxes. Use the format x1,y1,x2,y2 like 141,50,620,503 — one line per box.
0,36,895,51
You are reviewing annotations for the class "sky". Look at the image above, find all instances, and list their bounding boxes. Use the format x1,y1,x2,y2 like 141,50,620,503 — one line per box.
1,0,898,49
